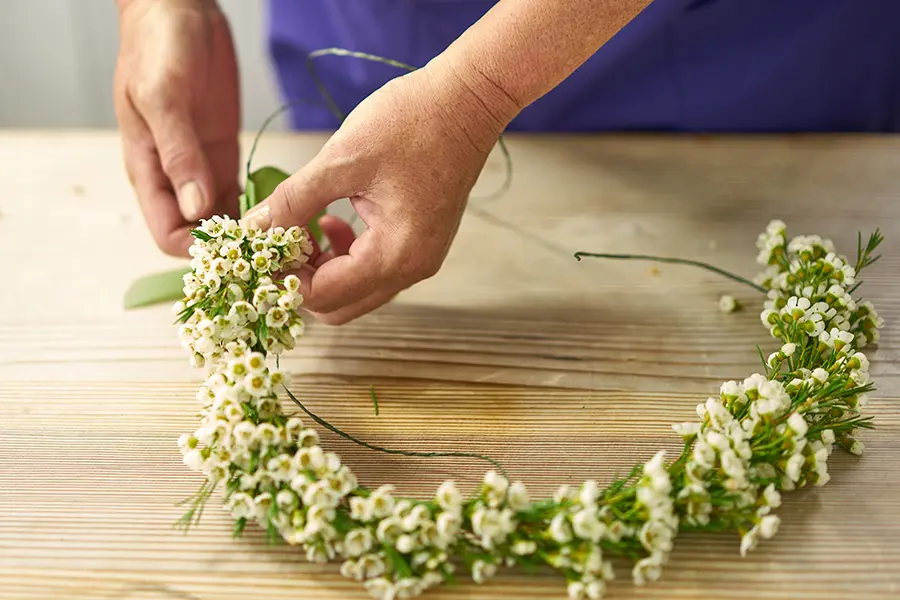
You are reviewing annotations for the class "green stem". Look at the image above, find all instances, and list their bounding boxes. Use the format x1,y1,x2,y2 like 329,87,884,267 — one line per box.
282,385,509,479
573,252,766,293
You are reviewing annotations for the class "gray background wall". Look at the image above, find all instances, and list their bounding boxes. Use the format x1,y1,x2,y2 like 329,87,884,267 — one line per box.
0,0,286,131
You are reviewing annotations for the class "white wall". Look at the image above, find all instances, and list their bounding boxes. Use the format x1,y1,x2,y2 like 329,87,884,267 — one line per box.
0,0,286,131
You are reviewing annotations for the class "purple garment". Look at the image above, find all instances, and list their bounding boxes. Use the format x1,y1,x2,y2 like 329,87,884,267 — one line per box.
266,0,900,132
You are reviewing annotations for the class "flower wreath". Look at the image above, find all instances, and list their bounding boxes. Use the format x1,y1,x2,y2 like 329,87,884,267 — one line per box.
171,213,884,600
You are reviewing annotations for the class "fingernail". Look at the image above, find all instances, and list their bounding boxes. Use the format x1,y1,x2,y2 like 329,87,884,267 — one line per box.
178,181,205,220
243,202,271,230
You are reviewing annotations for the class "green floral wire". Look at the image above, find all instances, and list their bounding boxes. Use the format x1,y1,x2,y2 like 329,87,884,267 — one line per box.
282,384,509,479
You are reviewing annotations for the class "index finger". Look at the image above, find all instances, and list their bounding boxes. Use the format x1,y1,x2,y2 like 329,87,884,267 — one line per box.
124,141,195,256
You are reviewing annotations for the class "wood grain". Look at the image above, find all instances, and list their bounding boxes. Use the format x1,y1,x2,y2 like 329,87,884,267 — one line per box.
1,130,899,599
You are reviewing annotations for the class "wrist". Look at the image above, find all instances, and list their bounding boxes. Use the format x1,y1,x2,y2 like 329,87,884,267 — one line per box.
419,58,521,153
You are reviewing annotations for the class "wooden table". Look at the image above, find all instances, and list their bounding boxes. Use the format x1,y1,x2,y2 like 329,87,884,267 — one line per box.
1,130,898,599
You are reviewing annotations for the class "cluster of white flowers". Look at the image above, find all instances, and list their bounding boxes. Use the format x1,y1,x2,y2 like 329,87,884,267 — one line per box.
173,215,313,369
541,480,628,599
756,219,882,349
178,348,359,563
172,218,883,600
632,452,677,586
341,481,466,599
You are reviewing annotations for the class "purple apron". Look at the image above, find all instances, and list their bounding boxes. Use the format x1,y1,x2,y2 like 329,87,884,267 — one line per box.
266,0,900,132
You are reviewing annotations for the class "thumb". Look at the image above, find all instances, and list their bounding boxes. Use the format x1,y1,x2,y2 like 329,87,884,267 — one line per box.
243,156,349,231
145,103,214,221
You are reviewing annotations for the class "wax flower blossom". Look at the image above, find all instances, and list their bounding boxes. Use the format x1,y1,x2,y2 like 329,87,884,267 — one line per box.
174,218,883,600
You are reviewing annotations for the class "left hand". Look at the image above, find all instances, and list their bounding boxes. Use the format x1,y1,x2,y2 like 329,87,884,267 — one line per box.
243,65,512,325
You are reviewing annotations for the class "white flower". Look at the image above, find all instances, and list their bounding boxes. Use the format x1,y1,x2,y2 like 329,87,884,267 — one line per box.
284,274,301,293
305,505,336,536
363,577,395,600
554,485,573,503
183,449,205,471
483,470,509,507
471,560,497,584
395,534,417,554
435,481,463,513
243,373,269,397
632,553,663,585
705,431,728,451
719,380,742,399
720,450,746,480
358,553,386,579
572,509,605,542
785,453,805,482
232,421,257,448
701,397,734,429
256,423,280,446
177,433,195,451
349,497,374,522
578,480,601,506
848,351,870,372
369,485,396,519
811,368,829,384
638,521,674,553
512,540,537,556
298,428,319,448
266,307,289,329
759,514,780,539
340,559,364,581
226,492,254,519
781,342,796,356
849,440,865,456
289,321,306,340
395,579,424,599
295,446,326,472
586,579,605,600
672,422,700,438
267,454,294,481
401,505,430,532
276,489,298,510
508,481,531,511
436,511,460,541
253,492,273,521
740,525,760,557
762,484,781,508
718,294,738,313
472,507,507,548
549,513,573,544
376,517,403,544
567,582,586,600
303,481,340,508
251,251,272,272
787,413,808,437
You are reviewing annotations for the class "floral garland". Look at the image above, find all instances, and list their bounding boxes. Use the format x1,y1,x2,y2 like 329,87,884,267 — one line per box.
174,217,883,600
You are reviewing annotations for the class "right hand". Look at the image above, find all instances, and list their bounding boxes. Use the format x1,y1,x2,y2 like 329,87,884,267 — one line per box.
114,0,241,256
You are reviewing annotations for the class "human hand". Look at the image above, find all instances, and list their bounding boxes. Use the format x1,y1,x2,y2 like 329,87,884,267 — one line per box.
114,0,240,257
242,66,515,325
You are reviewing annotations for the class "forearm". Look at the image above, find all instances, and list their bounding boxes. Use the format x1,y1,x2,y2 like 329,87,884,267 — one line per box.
431,0,653,126
115,0,219,13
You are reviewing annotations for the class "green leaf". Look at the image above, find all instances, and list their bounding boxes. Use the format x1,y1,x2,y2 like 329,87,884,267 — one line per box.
123,266,189,309
245,166,326,245
248,166,289,205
